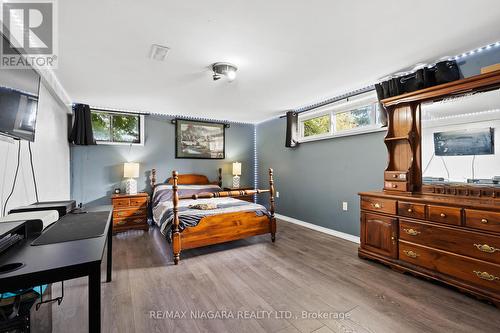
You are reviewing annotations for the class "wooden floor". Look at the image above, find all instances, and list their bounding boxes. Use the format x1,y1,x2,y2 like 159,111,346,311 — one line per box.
40,220,499,333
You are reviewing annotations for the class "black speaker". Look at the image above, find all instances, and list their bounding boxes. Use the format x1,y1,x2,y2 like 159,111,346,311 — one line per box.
285,111,299,148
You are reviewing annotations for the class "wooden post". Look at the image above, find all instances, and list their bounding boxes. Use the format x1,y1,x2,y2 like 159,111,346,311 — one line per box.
218,167,222,187
172,170,181,264
269,168,276,242
151,168,157,187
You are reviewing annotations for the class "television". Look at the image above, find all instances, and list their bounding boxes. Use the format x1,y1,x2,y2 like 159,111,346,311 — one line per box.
0,36,41,142
433,128,494,156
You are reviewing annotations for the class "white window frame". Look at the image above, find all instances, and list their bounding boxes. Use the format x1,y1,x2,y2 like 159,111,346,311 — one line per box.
91,109,145,146
298,92,385,143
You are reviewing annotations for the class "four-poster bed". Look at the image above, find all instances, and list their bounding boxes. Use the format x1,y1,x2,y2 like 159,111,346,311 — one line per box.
150,168,276,264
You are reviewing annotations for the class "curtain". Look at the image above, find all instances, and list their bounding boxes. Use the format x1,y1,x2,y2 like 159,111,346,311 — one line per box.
285,111,299,148
69,104,96,145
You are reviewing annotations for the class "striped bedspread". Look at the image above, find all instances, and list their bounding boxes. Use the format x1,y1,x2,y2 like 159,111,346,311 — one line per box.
152,197,270,238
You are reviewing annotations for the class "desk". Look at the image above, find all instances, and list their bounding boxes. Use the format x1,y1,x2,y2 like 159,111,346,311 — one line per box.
0,206,113,333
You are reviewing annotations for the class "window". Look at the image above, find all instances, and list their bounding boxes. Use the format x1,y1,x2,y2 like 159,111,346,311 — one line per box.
334,104,378,134
91,110,144,145
298,92,384,142
303,114,331,138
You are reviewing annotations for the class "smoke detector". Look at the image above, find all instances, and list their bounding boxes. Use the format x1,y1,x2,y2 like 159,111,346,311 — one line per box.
212,62,238,81
149,44,170,61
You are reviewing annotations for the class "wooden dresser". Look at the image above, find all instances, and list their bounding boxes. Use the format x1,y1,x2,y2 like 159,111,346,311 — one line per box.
111,193,149,234
359,70,500,306
359,192,500,306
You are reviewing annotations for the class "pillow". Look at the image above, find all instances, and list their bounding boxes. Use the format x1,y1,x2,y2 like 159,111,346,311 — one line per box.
152,184,222,206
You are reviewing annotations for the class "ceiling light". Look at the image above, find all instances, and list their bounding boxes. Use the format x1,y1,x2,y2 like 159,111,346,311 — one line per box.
149,44,170,61
212,62,238,81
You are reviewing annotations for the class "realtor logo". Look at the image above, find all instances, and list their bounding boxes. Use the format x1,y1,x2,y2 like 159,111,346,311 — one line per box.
1,0,57,68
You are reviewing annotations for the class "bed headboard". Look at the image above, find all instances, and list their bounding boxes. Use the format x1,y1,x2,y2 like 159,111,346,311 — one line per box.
151,168,222,187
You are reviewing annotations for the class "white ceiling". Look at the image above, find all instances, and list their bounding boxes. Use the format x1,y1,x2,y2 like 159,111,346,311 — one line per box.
55,0,500,123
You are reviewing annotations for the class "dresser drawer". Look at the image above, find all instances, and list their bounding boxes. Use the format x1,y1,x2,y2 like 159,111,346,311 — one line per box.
465,209,500,233
360,196,397,215
112,198,130,208
130,197,148,207
428,205,461,226
114,216,147,228
384,171,408,182
113,208,147,219
398,202,426,219
384,181,409,192
399,241,500,293
400,219,500,265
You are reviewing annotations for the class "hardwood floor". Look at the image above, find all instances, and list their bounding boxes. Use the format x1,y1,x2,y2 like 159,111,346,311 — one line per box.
37,220,499,333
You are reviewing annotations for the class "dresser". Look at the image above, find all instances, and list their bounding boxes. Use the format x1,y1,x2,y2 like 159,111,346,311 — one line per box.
111,193,149,234
223,187,255,203
358,70,500,307
359,192,500,306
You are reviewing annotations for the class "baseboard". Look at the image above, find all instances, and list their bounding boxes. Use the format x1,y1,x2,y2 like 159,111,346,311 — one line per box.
275,213,360,244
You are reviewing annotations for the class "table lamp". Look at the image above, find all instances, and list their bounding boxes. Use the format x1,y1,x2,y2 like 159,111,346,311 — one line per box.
232,162,241,188
124,162,140,194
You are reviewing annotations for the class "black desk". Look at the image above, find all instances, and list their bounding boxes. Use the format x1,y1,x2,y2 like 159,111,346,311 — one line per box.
0,206,113,333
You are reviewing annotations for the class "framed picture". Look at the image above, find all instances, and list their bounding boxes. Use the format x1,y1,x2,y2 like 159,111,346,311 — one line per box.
175,119,225,159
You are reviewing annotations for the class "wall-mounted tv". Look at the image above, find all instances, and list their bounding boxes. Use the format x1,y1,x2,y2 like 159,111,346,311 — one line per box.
434,128,494,156
0,34,41,142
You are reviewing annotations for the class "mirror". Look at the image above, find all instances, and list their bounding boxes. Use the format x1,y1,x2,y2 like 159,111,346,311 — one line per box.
421,88,500,186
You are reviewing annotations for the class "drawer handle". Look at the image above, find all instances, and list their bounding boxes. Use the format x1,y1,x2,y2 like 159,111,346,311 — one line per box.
403,250,419,258
481,218,489,224
393,174,398,178
474,244,499,254
392,184,397,188
440,213,446,218
407,208,413,213
473,271,499,281
372,203,382,209
403,228,420,236
116,220,127,226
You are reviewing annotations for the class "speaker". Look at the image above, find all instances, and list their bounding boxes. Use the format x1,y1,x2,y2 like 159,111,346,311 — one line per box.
285,111,299,148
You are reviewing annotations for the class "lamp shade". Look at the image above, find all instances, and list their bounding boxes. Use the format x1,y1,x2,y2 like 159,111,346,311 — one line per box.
232,162,241,176
124,162,140,178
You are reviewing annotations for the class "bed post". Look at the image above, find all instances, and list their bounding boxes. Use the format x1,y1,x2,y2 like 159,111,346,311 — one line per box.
151,168,157,187
172,170,181,265
217,167,222,187
269,168,276,242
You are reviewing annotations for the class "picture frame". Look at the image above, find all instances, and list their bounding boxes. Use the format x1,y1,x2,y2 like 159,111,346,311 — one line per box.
175,119,226,159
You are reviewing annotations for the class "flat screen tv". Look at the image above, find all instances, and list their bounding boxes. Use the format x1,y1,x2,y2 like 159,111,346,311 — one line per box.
434,128,494,156
0,35,41,141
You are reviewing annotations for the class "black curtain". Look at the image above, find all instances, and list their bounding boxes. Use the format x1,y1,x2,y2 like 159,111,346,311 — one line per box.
69,104,96,145
285,111,299,148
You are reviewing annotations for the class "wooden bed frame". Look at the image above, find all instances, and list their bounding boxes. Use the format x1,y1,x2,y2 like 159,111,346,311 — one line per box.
151,168,276,265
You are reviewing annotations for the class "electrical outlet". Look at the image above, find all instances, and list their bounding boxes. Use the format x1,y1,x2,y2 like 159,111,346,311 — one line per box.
276,191,280,198
342,201,348,211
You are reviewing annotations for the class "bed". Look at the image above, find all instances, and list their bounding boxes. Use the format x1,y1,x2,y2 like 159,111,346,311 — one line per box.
151,168,276,264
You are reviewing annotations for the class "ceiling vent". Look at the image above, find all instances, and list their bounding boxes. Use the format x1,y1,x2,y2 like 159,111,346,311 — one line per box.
149,44,170,61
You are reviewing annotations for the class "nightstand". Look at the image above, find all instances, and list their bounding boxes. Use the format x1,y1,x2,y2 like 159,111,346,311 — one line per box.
111,192,149,234
223,186,255,203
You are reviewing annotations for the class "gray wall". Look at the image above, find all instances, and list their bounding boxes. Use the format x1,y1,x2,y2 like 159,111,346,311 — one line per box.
257,119,386,236
0,82,71,217
71,115,255,206
257,47,500,237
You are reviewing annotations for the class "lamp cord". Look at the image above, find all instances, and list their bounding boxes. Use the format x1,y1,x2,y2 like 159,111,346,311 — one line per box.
28,141,39,203
3,140,21,216
422,152,435,176
472,155,476,181
440,156,450,181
